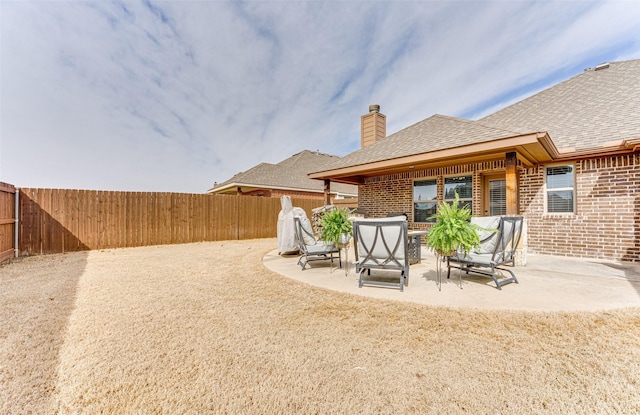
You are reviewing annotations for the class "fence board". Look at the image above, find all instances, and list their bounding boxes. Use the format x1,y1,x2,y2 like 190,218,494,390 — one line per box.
17,189,324,255
0,182,16,263
18,189,35,255
127,192,134,247
63,189,77,252
172,193,181,244
148,192,157,246
43,189,54,254
115,190,125,248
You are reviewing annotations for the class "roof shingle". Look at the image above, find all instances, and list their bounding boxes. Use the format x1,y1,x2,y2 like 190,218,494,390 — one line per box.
318,115,522,172
481,59,640,150
317,59,640,173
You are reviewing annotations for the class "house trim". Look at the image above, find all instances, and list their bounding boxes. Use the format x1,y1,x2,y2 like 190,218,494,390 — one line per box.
209,182,357,197
310,132,559,184
310,136,640,186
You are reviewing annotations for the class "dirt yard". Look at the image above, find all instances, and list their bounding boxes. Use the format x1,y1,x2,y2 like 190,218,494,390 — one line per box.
1,239,640,414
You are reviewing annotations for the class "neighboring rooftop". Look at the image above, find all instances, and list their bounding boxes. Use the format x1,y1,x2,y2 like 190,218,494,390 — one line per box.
208,150,358,196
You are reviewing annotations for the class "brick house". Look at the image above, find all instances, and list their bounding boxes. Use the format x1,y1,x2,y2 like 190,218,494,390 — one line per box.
208,150,358,204
310,60,640,262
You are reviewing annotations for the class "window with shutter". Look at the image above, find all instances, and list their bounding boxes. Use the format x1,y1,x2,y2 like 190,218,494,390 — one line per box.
489,179,506,216
545,165,575,214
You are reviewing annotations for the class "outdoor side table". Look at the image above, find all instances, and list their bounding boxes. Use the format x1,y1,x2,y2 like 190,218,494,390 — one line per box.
407,230,429,264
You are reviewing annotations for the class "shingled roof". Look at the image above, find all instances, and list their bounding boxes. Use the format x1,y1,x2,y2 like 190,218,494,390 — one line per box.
318,114,523,172
481,59,640,151
314,59,640,175
209,150,358,196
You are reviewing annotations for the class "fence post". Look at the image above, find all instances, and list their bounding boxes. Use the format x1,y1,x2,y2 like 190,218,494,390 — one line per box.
14,189,19,258
0,182,17,263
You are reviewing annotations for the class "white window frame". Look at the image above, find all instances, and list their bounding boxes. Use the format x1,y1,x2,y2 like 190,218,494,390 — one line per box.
544,163,576,215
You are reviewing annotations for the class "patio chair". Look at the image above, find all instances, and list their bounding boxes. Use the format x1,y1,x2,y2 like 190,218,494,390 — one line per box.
294,216,341,270
446,216,523,290
353,217,409,291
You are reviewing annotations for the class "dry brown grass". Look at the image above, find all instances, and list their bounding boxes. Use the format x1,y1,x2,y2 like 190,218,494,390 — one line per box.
1,239,640,414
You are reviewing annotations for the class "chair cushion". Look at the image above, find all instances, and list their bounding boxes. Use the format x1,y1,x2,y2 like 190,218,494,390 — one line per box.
354,219,406,262
471,216,501,255
306,242,336,254
455,251,494,266
299,216,316,245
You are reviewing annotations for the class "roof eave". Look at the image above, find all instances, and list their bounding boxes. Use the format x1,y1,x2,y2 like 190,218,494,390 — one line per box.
552,137,640,160
309,132,559,181
208,182,357,197
207,182,239,194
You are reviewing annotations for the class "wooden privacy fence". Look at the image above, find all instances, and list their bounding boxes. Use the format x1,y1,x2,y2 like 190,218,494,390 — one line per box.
0,182,17,263
18,189,321,256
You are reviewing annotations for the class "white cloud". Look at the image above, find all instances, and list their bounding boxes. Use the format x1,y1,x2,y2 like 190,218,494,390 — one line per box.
1,0,639,192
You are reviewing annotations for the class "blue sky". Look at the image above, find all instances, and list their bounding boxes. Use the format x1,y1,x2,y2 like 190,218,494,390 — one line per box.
1,1,639,193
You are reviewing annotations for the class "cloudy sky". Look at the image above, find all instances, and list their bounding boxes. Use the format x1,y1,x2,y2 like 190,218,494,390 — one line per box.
1,1,639,193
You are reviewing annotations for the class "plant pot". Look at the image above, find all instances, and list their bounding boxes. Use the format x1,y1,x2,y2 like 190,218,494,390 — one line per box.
435,249,455,257
339,233,351,245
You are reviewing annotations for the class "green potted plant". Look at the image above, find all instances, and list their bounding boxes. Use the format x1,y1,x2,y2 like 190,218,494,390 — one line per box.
426,193,483,257
319,207,353,246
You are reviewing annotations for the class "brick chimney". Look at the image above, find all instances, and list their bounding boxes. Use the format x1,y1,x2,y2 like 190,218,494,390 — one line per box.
360,104,386,148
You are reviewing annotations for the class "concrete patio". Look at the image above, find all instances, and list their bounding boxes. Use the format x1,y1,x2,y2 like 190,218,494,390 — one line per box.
263,246,640,312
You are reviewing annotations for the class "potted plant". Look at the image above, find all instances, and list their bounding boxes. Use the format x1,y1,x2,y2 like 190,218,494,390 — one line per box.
318,207,353,246
426,193,483,257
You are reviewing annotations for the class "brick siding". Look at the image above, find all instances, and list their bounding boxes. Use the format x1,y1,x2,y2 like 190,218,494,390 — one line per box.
360,161,505,231
521,154,639,262
358,154,640,262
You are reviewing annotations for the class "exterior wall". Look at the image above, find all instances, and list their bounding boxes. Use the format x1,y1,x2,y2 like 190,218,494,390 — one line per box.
520,154,639,262
359,154,640,262
359,160,506,231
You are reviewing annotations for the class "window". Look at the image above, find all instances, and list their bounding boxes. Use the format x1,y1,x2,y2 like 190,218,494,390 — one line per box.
445,175,473,212
413,179,437,223
546,165,574,213
489,179,506,216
